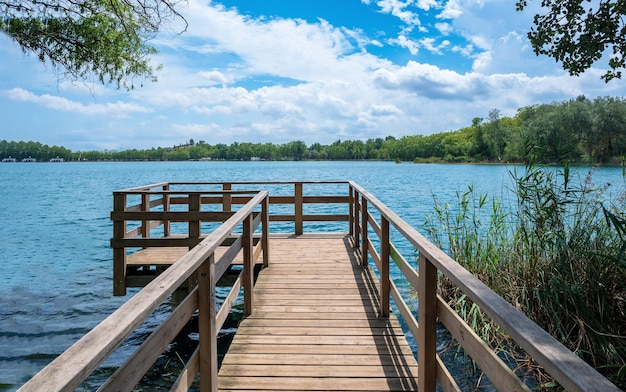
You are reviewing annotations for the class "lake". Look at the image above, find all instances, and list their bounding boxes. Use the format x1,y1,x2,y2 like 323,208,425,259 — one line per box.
1,161,623,390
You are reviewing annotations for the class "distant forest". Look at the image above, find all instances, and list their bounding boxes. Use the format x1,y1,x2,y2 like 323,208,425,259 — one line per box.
2,95,626,164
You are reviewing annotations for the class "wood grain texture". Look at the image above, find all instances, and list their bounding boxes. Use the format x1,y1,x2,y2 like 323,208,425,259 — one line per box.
218,235,419,391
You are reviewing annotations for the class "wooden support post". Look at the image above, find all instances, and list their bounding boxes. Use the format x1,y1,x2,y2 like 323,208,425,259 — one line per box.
198,255,218,392
243,214,254,316
360,198,368,266
348,185,354,237
222,183,232,212
418,253,438,392
189,193,201,249
162,185,170,237
380,216,390,318
141,193,150,241
295,182,303,235
262,196,270,268
113,193,127,296
354,191,360,249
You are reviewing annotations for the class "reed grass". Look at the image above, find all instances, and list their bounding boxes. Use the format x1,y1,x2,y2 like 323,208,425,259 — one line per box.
424,159,626,389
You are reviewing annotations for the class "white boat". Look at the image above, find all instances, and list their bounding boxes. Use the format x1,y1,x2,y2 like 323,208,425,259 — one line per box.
21,156,37,162
1,157,17,162
49,157,65,162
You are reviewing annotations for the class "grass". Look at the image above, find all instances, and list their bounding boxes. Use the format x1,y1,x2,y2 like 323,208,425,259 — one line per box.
423,158,626,389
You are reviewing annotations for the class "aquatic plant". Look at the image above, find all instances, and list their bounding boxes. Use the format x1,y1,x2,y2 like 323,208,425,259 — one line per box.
424,159,626,389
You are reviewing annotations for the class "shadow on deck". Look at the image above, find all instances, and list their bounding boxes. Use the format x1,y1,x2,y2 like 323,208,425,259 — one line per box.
219,234,419,391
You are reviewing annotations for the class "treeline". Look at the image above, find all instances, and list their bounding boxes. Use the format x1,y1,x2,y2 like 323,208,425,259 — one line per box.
2,96,625,164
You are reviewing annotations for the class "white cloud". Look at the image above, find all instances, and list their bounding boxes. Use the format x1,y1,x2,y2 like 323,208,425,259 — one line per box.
198,71,235,85
416,0,440,11
2,0,625,152
438,0,463,19
389,34,420,55
420,38,450,54
376,0,422,26
4,88,151,116
435,22,453,35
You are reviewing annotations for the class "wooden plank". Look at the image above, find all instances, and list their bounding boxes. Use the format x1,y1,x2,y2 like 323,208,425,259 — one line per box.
218,235,419,392
218,377,418,391
221,353,414,366
219,364,419,378
225,343,416,356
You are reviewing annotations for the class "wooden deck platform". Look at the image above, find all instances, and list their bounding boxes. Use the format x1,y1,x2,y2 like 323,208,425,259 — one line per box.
218,234,419,391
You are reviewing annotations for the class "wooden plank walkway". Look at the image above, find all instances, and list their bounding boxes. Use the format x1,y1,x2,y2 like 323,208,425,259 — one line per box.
219,234,419,391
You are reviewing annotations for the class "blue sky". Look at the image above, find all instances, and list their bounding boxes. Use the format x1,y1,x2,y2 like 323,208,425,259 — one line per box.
1,0,624,151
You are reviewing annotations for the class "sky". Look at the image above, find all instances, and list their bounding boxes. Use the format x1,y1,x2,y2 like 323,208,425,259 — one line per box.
1,0,625,151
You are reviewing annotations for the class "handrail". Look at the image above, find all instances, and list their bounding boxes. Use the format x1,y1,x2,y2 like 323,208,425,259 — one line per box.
112,181,351,295
349,181,620,392
17,190,269,392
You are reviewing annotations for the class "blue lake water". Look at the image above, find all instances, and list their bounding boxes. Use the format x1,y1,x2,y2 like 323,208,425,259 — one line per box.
0,161,623,390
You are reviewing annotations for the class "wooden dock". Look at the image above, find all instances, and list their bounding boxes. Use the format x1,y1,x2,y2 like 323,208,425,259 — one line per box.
18,181,620,392
219,234,418,391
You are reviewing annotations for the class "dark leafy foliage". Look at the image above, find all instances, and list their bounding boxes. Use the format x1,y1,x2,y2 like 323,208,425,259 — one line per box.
0,0,186,89
517,0,626,82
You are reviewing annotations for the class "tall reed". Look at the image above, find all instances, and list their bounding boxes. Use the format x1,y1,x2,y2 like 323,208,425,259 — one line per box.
424,161,626,389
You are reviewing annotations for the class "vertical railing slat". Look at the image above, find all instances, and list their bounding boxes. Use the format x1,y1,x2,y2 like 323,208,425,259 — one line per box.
198,255,217,392
243,214,254,316
361,198,368,266
141,193,150,241
354,191,361,248
223,183,232,212
348,185,354,237
163,185,170,237
295,182,303,235
113,193,127,296
189,193,201,249
262,195,270,268
380,216,390,317
418,253,438,391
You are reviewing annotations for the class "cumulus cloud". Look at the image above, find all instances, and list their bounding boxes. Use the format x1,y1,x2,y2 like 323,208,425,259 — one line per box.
2,0,624,151
389,34,420,55
375,0,422,26
438,0,463,19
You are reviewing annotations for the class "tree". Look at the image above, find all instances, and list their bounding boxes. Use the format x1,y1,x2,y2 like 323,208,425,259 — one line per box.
0,0,186,89
517,0,626,82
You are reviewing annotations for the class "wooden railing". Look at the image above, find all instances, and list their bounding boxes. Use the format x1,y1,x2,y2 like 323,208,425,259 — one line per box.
18,181,620,391
18,190,270,392
112,181,350,295
349,181,620,392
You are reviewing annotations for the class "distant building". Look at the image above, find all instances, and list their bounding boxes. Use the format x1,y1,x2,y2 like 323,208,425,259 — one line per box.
22,156,37,162
1,156,17,162
49,157,65,162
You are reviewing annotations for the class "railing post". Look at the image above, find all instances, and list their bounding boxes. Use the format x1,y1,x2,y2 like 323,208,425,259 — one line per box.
380,216,390,317
262,195,270,268
222,183,232,212
348,185,354,237
361,198,368,266
295,182,303,235
243,213,254,316
162,185,170,237
141,192,150,241
113,193,127,296
418,253,438,392
198,254,218,392
354,191,360,248
189,193,201,249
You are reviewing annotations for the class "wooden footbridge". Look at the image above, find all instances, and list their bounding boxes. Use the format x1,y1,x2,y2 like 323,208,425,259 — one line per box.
19,181,620,391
